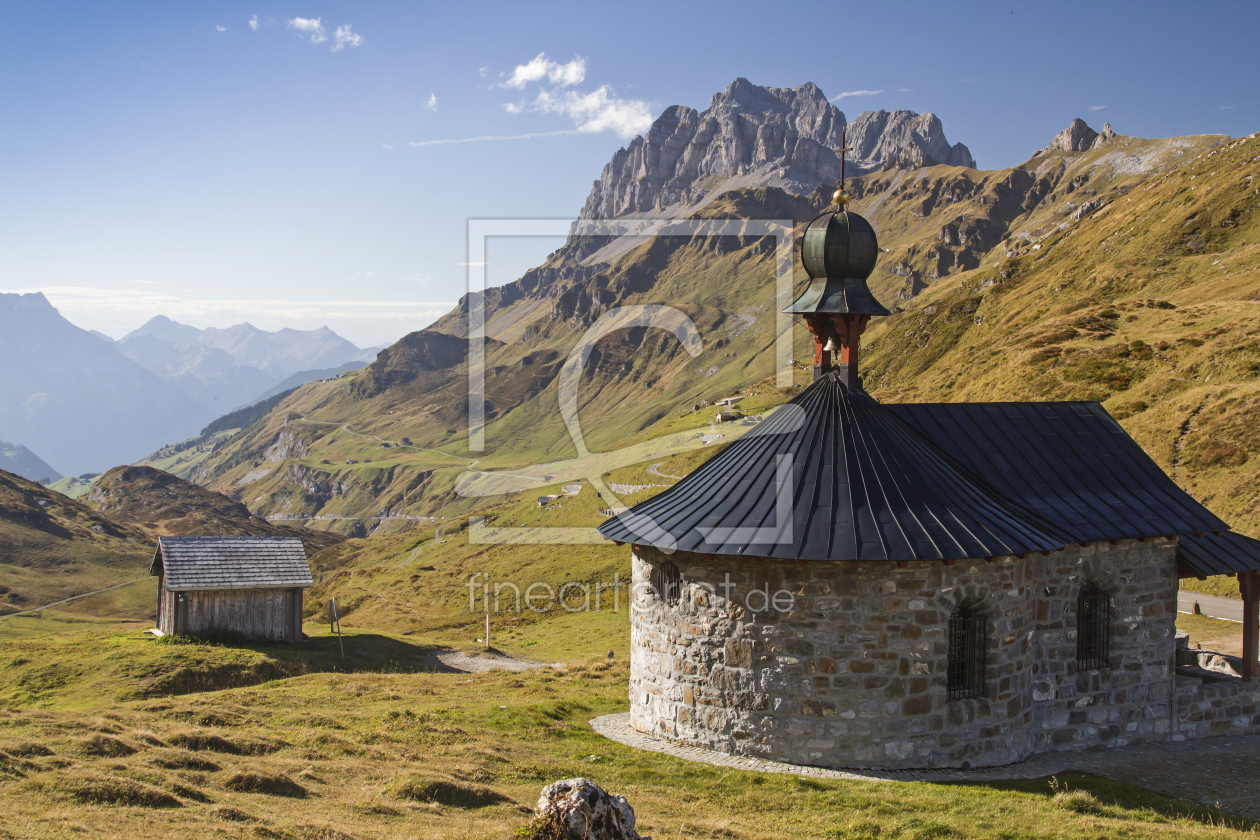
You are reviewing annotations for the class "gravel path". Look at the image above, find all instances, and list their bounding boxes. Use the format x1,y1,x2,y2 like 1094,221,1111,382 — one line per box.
591,713,1260,819
425,649,560,673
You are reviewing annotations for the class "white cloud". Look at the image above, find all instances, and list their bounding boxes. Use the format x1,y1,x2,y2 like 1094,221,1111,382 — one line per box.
249,15,260,30
897,88,913,92
402,274,431,286
424,93,438,111
332,24,363,51
288,16,327,44
380,143,394,151
501,53,586,89
479,66,488,78
832,89,883,100
527,86,652,137
409,130,580,148
216,24,226,32
128,279,158,285
1089,105,1107,111
1221,105,1236,110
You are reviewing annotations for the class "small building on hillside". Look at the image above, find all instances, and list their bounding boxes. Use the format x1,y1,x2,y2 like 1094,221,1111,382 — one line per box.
150,536,313,642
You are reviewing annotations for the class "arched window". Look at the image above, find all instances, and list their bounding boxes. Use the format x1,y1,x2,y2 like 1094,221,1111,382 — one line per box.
649,560,681,605
947,602,986,700
1077,583,1111,670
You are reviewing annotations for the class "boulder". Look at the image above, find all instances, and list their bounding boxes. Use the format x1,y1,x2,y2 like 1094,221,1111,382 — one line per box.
532,778,647,840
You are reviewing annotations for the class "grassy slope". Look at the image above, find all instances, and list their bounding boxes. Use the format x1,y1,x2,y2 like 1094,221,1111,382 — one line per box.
0,636,1254,839
0,469,152,622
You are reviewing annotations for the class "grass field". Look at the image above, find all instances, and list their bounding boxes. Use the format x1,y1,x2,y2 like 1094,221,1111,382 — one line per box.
0,627,1257,840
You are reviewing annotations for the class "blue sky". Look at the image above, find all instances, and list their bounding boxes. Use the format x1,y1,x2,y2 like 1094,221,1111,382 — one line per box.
1,0,1255,347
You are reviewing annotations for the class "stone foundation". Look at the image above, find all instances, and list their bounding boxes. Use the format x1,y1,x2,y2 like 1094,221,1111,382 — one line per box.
627,538,1219,769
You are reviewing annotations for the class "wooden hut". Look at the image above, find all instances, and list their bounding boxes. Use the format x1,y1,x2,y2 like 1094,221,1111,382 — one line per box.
150,536,313,642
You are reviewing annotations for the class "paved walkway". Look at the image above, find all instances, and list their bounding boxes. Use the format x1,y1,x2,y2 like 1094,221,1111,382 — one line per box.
591,713,1260,820
1180,591,1246,623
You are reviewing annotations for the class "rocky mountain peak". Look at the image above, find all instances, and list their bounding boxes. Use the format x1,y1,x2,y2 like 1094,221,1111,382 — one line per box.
1047,118,1119,153
578,79,974,221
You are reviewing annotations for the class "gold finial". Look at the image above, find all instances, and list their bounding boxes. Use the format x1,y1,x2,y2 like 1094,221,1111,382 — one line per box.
832,189,850,207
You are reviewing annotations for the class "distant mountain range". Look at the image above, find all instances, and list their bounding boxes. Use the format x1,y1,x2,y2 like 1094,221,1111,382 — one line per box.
112,316,380,413
0,295,380,475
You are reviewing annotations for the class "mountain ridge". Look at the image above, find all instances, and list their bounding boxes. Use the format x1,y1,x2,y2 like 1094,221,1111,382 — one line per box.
578,78,974,223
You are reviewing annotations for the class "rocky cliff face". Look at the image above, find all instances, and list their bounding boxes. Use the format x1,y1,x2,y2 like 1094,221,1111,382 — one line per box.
579,78,974,220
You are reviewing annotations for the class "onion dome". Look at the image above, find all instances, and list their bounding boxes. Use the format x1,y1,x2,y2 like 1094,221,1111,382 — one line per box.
784,203,889,317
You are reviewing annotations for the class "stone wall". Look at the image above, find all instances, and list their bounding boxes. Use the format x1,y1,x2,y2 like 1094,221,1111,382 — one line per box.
628,538,1182,769
1176,675,1260,740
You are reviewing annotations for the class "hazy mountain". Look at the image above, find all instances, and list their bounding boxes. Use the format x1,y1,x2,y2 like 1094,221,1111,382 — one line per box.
121,317,373,373
118,334,280,411
0,293,204,475
0,440,62,483
117,316,379,418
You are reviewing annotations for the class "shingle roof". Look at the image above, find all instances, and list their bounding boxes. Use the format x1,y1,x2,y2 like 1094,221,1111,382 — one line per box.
1177,531,1260,578
887,401,1228,543
150,536,313,591
597,373,1071,562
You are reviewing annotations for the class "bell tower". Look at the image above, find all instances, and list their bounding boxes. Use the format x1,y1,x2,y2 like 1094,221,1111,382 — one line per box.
783,131,889,389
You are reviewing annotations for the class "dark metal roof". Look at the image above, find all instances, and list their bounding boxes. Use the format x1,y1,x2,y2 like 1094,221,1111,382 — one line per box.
597,373,1071,562
150,536,313,591
887,402,1228,543
1178,531,1260,578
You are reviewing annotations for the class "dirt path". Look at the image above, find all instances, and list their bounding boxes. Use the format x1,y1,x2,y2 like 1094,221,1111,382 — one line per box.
648,462,684,480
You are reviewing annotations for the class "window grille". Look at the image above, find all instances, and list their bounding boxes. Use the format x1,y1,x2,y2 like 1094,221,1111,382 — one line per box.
1077,583,1111,670
649,560,681,605
947,603,986,700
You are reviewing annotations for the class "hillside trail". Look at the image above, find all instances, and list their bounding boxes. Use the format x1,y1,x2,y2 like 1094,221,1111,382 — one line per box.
0,579,142,620
1172,398,1209,485
648,462,684,480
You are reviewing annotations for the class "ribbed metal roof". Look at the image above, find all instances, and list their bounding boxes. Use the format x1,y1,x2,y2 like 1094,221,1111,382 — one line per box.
597,373,1071,561
150,536,313,591
1178,531,1260,578
887,402,1228,542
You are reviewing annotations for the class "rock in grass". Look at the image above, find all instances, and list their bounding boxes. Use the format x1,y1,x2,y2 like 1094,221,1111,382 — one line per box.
531,778,646,840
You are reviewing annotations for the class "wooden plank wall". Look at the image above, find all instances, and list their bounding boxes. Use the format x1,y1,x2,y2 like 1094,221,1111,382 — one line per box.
176,588,304,642
159,586,177,636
